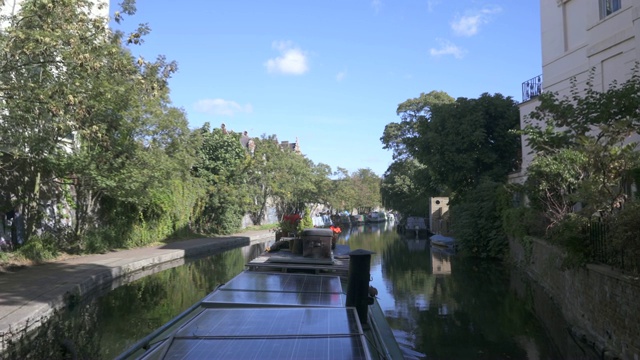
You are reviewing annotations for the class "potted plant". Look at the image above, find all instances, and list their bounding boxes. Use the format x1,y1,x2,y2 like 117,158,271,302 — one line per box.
273,213,301,241
297,207,314,234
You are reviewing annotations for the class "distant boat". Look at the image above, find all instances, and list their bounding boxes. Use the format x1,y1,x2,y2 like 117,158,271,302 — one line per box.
338,214,351,225
430,234,456,250
365,211,387,223
350,214,365,224
397,216,432,238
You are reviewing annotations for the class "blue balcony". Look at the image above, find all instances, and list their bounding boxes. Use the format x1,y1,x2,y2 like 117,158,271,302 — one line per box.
522,75,542,103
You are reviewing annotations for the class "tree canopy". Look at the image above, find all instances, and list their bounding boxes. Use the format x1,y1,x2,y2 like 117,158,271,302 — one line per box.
0,0,202,249
415,93,521,197
381,158,439,216
381,90,454,160
0,0,384,257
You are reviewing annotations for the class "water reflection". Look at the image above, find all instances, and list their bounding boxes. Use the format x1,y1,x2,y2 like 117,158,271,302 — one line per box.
337,223,586,360
2,241,268,360
6,225,600,360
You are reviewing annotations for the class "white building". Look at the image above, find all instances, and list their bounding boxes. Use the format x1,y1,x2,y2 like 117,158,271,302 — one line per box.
511,0,640,184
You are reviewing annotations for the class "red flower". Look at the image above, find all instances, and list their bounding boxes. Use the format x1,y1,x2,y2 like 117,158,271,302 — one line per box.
283,214,301,224
330,226,342,234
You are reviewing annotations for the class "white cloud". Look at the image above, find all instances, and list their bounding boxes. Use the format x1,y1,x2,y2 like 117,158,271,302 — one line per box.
427,0,440,12
429,39,466,59
264,41,309,75
450,5,502,37
336,70,347,82
193,98,253,116
371,0,382,13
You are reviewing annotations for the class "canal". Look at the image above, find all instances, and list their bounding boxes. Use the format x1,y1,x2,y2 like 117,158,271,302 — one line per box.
5,222,599,359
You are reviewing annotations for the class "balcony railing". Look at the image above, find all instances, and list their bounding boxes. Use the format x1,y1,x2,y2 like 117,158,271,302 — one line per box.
522,75,542,103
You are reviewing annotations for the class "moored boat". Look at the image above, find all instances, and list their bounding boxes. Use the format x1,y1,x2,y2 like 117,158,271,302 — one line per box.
339,214,352,225
365,211,386,223
397,216,432,238
430,234,456,250
350,214,365,224
117,229,404,360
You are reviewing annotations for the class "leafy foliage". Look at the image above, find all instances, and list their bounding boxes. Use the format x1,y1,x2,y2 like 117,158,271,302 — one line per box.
517,68,640,271
521,68,640,224
192,124,250,234
380,90,454,161
609,202,640,273
246,134,312,222
0,0,202,250
450,181,508,259
381,158,439,216
524,149,587,227
328,167,382,214
298,207,314,233
0,0,387,261
414,93,521,197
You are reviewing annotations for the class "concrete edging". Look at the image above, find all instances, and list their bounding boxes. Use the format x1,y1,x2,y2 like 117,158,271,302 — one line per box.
0,231,274,352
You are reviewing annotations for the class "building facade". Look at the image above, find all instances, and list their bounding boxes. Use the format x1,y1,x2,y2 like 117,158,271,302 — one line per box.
511,0,640,184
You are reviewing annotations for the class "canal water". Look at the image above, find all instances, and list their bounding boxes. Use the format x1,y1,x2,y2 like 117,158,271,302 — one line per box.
4,222,600,359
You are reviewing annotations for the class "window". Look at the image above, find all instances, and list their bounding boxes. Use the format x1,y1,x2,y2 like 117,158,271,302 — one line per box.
599,0,621,19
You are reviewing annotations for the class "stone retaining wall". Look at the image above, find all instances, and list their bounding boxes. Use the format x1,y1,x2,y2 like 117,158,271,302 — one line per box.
510,237,640,360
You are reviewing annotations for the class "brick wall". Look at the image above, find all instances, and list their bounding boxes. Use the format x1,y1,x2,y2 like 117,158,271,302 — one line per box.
510,237,640,360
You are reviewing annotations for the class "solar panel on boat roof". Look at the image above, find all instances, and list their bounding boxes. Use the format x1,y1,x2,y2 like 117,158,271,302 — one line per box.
160,337,370,360
201,288,345,308
220,271,343,294
140,308,371,360
176,308,361,337
201,271,346,308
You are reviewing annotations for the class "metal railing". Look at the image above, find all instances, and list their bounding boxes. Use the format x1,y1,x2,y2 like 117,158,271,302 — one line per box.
588,219,632,272
522,75,543,103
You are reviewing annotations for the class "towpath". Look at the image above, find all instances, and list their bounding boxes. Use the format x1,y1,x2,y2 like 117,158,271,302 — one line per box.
0,229,274,350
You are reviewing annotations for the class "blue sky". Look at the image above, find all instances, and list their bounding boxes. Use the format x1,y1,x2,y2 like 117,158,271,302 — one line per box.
109,0,541,177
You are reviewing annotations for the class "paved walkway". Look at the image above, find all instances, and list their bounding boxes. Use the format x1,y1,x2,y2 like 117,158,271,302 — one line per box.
0,229,274,350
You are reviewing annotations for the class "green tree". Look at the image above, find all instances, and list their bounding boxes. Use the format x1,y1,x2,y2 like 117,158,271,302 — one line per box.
381,158,439,216
328,167,357,213
246,135,319,223
415,93,521,196
0,0,199,249
192,124,250,234
450,181,508,258
524,149,587,228
351,168,381,213
381,90,455,160
327,167,382,214
305,162,333,213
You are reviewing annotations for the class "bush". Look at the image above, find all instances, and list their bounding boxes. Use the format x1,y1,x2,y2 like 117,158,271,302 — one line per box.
451,181,508,259
298,207,314,233
502,207,547,239
609,202,640,274
17,235,59,263
547,213,590,268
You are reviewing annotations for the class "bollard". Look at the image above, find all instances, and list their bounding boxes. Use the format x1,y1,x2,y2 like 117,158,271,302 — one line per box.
346,249,375,325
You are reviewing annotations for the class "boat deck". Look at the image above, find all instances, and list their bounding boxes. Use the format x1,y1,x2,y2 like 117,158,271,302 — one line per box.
118,246,404,360
246,241,351,278
128,271,373,360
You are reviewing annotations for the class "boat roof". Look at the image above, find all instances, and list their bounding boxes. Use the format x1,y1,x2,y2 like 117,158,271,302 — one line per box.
136,271,372,359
